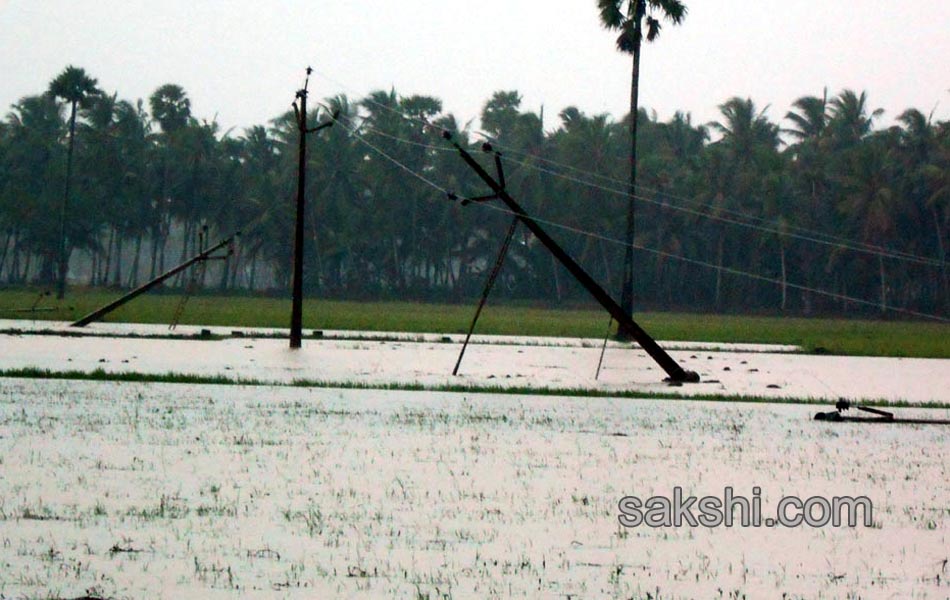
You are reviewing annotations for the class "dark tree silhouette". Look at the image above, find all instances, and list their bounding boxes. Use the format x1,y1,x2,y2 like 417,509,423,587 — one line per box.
597,0,686,321
48,65,99,298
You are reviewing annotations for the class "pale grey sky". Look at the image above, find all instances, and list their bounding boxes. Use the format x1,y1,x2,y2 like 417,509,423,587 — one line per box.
1,0,948,135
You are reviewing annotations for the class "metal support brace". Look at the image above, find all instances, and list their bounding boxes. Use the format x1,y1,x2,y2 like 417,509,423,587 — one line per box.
453,150,518,375
453,217,519,376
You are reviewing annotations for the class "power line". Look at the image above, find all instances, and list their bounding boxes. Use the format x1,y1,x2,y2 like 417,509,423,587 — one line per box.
500,155,946,268
490,139,940,265
337,118,949,323
312,68,944,268
352,115,946,268
474,200,950,323
335,118,460,198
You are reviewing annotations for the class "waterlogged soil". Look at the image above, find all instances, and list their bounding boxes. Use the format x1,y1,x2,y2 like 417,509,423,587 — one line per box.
0,379,947,598
1,320,948,404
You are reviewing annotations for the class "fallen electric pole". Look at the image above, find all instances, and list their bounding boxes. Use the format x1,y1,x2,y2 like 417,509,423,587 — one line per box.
71,233,236,328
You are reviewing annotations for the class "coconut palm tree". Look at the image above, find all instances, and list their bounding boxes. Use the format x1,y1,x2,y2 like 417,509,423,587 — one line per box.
923,125,950,309
784,90,829,145
111,99,153,287
709,97,780,161
147,84,193,276
898,108,948,307
2,95,65,283
706,97,781,308
596,0,687,318
827,89,883,151
48,65,99,298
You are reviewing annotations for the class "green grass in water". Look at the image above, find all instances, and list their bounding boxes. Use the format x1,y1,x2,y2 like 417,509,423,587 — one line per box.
2,367,947,410
0,287,947,358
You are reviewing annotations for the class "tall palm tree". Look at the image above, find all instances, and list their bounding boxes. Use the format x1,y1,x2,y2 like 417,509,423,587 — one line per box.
147,84,193,276
899,108,948,307
3,95,65,284
827,89,883,150
784,89,829,145
709,97,780,159
596,0,687,319
707,97,781,308
48,65,99,298
924,126,950,309
149,84,191,134
837,138,898,313
112,99,152,287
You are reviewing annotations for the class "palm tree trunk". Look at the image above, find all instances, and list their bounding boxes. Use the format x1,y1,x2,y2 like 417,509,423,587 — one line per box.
102,227,115,286
249,253,258,290
113,231,123,287
9,235,19,284
930,205,949,310
90,249,99,286
878,254,887,314
780,241,787,311
23,252,33,284
391,238,401,292
129,234,142,288
0,230,11,279
57,100,78,299
149,229,159,280
2,231,18,282
715,232,724,309
620,38,643,317
174,221,192,288
219,238,234,292
157,216,169,274
600,239,613,287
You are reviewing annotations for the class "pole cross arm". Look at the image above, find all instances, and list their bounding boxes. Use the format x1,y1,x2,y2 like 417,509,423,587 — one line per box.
442,131,699,384
306,109,340,134
458,146,507,206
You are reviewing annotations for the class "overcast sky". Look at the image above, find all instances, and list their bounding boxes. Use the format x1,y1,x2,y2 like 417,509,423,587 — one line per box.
1,0,948,135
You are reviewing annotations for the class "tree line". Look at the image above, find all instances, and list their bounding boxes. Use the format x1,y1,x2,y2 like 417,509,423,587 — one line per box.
0,66,947,318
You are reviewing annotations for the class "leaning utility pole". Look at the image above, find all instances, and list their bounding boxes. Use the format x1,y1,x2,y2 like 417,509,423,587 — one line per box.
289,68,335,349
71,233,236,327
445,135,698,383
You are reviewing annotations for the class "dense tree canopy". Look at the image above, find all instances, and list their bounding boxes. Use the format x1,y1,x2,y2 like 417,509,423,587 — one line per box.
0,70,947,320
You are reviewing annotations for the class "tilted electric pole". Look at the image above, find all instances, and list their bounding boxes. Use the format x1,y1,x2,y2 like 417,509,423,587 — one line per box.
445,135,698,383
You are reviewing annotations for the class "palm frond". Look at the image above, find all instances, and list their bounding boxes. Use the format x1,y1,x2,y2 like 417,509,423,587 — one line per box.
651,0,687,23
616,24,638,53
597,0,625,28
645,16,662,41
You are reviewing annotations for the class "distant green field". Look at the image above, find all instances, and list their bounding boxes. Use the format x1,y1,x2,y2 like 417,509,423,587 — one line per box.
1,287,948,358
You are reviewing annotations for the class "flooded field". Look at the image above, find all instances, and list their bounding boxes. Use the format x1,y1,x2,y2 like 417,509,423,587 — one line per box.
2,319,949,404
0,378,948,598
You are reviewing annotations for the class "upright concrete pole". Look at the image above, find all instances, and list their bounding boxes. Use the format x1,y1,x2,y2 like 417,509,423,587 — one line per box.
289,72,310,349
